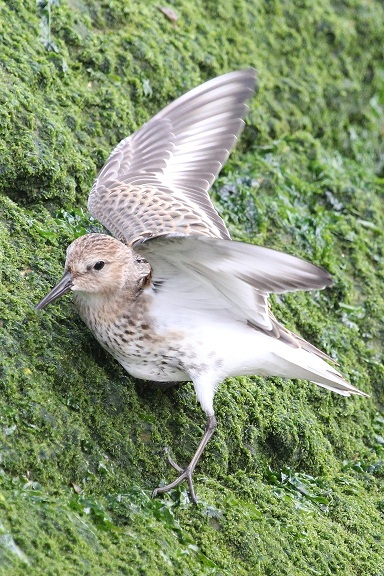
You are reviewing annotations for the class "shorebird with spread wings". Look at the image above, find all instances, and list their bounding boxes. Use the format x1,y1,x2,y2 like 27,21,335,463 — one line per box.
36,69,366,503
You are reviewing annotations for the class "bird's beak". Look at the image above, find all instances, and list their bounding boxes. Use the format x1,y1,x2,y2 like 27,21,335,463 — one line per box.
35,271,73,310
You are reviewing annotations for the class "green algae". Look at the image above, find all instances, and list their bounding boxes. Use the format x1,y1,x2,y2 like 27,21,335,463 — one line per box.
1,0,384,574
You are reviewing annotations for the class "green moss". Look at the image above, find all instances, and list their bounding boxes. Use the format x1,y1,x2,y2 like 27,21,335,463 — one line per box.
1,0,384,574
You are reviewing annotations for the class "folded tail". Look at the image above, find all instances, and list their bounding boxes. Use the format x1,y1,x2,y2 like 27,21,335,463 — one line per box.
272,345,367,397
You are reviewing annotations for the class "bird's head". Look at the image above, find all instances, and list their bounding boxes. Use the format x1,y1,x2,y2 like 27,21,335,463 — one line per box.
35,233,138,309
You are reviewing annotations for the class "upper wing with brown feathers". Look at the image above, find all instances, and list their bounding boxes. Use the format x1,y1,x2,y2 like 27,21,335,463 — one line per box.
88,69,257,244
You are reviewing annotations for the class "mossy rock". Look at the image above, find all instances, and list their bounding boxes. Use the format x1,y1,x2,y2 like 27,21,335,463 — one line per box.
1,0,384,574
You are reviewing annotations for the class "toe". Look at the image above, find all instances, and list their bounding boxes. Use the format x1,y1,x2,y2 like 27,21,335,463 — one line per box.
167,454,184,473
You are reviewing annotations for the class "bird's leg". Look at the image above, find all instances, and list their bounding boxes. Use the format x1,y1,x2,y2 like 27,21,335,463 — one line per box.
152,414,217,503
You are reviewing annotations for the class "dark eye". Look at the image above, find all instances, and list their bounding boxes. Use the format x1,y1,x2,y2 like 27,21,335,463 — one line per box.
93,261,105,271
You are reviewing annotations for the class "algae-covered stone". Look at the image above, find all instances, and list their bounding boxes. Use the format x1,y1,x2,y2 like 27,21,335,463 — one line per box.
1,0,383,574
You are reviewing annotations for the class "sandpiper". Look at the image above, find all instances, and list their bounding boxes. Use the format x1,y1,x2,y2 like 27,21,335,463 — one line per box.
35,69,367,503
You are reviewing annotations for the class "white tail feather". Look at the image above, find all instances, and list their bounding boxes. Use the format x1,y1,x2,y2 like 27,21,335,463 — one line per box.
271,347,367,397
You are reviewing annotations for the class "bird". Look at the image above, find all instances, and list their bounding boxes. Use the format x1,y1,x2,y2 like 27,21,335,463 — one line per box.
35,69,367,503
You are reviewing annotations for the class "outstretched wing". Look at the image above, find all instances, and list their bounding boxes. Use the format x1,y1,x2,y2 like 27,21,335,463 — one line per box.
134,235,333,336
88,69,257,244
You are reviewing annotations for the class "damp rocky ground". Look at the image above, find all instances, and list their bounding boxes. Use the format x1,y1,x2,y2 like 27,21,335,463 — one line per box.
0,1,383,574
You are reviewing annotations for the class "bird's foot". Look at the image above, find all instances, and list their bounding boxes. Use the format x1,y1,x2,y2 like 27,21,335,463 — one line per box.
152,448,198,503
152,414,217,504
